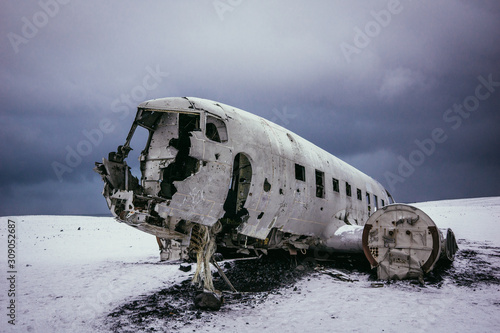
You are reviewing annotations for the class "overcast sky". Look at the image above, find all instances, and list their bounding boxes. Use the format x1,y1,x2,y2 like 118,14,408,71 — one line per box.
1,0,499,216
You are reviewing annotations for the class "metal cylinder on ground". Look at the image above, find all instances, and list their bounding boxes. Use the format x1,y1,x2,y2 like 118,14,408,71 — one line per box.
323,224,365,253
362,204,458,280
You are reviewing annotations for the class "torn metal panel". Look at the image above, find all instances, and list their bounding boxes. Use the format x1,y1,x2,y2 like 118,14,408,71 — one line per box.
187,97,227,120
138,97,194,112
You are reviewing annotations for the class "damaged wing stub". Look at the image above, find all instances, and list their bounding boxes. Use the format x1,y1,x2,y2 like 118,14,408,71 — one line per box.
362,204,458,280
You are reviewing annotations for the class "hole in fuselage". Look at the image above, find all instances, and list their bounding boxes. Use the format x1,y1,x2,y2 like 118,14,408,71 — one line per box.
158,113,200,199
264,178,271,192
223,153,252,221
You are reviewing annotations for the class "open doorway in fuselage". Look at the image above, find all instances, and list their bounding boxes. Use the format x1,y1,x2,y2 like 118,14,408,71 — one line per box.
223,153,252,221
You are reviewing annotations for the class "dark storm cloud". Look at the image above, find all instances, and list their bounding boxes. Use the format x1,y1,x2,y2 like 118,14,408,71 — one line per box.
1,0,499,215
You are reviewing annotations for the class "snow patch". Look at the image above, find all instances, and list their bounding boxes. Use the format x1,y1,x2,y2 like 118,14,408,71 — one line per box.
1,197,499,332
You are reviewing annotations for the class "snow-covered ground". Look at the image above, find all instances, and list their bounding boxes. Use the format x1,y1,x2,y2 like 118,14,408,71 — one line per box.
1,197,499,332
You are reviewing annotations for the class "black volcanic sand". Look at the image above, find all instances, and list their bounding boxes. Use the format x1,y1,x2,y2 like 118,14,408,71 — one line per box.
106,244,500,332
106,251,370,332
426,241,500,287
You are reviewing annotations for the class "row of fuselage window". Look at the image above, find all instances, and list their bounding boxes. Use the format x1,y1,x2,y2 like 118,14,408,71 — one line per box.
294,163,384,211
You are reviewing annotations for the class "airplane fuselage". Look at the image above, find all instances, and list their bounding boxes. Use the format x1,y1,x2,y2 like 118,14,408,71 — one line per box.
95,97,455,281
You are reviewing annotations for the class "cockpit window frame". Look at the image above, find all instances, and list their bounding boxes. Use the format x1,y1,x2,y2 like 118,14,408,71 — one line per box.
205,114,228,143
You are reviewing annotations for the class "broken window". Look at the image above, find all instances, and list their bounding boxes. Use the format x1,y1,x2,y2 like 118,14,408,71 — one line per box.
381,199,385,207
357,188,362,200
315,170,325,198
136,110,163,130
295,164,306,181
366,192,371,212
179,113,200,132
346,182,352,197
332,178,339,192
263,178,271,192
374,195,379,211
206,115,228,143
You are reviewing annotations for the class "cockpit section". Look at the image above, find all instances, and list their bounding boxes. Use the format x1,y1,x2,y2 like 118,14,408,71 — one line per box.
94,103,233,242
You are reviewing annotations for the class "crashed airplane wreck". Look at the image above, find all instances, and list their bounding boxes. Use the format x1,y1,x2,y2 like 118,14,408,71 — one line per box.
95,97,458,292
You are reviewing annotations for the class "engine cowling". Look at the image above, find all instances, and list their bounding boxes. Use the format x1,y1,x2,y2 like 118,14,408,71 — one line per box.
362,204,458,280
